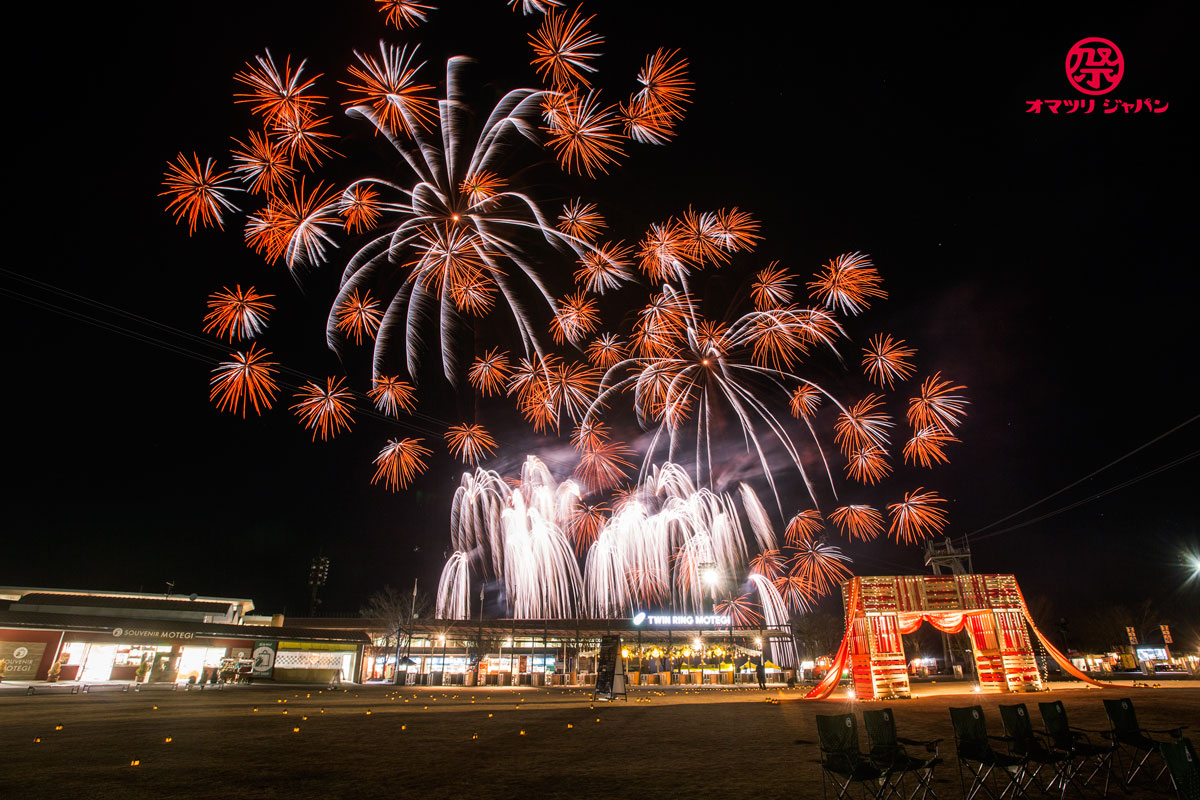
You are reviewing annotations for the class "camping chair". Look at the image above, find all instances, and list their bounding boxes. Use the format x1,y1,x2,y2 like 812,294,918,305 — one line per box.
1159,738,1200,800
1103,697,1188,790
998,703,1076,798
863,707,943,800
949,705,1031,800
816,713,894,799
1038,699,1119,797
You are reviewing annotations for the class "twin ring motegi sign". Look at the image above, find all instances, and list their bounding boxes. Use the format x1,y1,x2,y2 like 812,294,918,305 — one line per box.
631,612,732,627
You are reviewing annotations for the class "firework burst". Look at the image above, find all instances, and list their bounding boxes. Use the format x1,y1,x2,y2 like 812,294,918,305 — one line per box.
202,285,274,341
292,377,355,441
372,438,432,491
209,344,279,417
161,153,240,235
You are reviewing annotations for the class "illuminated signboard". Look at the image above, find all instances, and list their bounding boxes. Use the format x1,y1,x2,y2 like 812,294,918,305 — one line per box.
631,612,732,627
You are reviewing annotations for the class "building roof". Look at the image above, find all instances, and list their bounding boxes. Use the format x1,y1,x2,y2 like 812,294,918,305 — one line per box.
10,593,238,614
0,609,370,645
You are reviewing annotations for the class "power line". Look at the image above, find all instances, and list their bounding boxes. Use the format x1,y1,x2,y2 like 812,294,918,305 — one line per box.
965,414,1199,538
969,449,1199,543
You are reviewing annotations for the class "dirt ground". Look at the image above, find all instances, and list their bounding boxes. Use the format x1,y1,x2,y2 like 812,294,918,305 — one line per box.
2,681,1197,799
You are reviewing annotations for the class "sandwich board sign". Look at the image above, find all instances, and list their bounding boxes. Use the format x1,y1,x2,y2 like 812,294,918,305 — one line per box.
593,635,627,701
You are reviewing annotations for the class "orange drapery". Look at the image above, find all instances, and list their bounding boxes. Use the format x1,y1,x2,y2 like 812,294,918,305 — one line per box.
803,577,860,699
1015,584,1120,690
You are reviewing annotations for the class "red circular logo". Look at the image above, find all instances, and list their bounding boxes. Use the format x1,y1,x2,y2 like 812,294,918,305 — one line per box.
1066,37,1124,95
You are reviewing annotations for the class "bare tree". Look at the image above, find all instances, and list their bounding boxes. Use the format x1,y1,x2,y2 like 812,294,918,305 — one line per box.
361,584,432,684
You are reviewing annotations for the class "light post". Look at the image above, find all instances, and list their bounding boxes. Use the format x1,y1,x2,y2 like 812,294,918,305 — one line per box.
438,633,446,686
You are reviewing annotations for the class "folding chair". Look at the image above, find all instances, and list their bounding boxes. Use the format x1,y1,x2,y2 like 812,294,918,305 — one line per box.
950,705,1031,800
1159,738,1200,800
1038,699,1119,797
817,713,894,800
998,703,1075,798
1103,697,1188,790
863,707,943,800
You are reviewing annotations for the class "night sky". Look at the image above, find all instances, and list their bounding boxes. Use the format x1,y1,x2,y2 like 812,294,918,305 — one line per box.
4,2,1195,634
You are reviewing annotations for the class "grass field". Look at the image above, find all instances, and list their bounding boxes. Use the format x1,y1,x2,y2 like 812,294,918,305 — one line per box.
2,682,1196,798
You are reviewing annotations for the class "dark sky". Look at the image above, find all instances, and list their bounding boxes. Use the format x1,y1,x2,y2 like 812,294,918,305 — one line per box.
4,2,1195,630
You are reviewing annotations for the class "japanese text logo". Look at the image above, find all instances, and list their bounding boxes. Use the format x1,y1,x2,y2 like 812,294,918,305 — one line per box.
1066,38,1124,95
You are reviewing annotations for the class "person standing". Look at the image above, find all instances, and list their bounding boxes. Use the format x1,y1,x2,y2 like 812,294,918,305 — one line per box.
756,658,767,690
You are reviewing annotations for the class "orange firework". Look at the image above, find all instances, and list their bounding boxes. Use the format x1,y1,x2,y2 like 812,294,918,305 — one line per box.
677,208,737,266
459,170,505,209
570,419,613,452
444,424,498,464
789,385,822,420
161,153,239,235
510,0,564,13
750,262,795,311
550,291,600,345
371,438,431,491
586,333,626,369
694,319,728,356
808,251,887,315
862,333,917,388
785,509,824,546
544,90,625,177
619,96,673,145
887,489,948,544
833,393,893,456
244,203,288,264
710,207,762,253
376,1,434,28
749,549,785,580
774,572,816,613
637,221,694,283
233,51,324,126
570,503,608,554
468,349,511,397
271,110,338,167
845,445,892,485
368,375,417,416
575,241,632,294
557,200,606,242
342,42,437,137
203,285,275,341
573,438,633,492
253,178,342,269
907,372,969,432
551,360,602,423
292,377,355,441
748,311,807,371
791,540,854,598
334,288,382,345
828,504,884,541
209,344,279,417
903,425,959,468
529,5,603,88
632,289,691,356
230,131,294,196
409,224,487,298
714,592,762,627
635,49,692,119
339,184,382,233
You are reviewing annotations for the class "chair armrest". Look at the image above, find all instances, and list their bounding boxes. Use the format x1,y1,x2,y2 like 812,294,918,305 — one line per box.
898,736,942,753
1142,726,1187,738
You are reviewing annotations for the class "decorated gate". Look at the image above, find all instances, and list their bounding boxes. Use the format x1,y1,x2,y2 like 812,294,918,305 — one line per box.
805,574,1102,700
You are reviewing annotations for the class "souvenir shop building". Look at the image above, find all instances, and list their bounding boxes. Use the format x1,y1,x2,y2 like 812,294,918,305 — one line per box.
292,612,796,685
0,587,369,684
